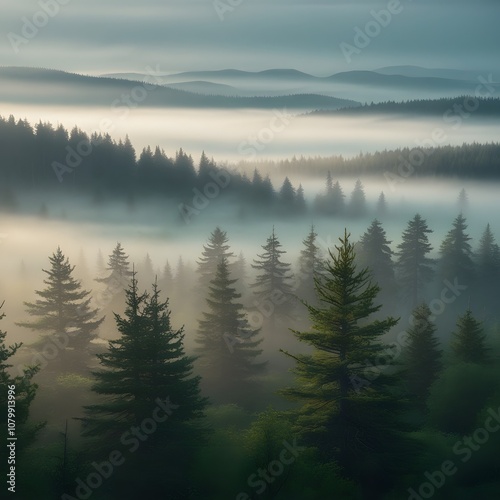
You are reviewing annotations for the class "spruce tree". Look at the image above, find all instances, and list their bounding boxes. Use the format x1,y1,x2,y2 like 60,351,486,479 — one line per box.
314,176,344,215
404,304,442,407
279,177,296,206
17,248,104,357
81,275,207,497
452,309,489,364
295,184,307,213
477,224,500,278
330,180,345,215
458,188,468,212
439,213,475,287
138,253,155,288
196,258,265,407
251,227,295,320
1,303,42,460
357,219,395,299
282,231,415,497
197,227,234,290
376,192,387,217
159,260,174,295
96,242,133,295
296,225,323,303
395,214,434,306
348,179,366,217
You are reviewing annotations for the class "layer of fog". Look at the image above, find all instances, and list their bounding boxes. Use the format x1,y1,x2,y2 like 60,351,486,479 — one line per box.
1,177,499,345
1,103,499,163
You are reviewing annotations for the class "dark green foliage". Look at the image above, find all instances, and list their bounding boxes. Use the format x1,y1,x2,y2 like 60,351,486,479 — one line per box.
81,274,207,496
395,214,434,306
439,213,475,287
283,231,415,497
452,309,489,363
476,224,500,280
279,176,296,205
0,303,42,455
404,304,442,406
196,259,265,407
357,219,396,299
427,363,498,435
17,248,104,354
475,224,500,318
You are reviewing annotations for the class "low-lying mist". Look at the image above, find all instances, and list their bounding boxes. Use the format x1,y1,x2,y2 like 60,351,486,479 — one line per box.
1,102,498,162
1,177,498,346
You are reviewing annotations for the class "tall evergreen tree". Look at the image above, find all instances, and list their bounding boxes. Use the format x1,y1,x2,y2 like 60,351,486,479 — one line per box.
357,219,395,300
477,224,500,278
1,303,42,462
458,188,468,212
314,176,344,215
330,180,345,214
158,260,174,295
283,231,415,497
404,304,442,407
197,227,234,290
196,258,265,407
295,184,307,213
452,309,489,364
376,192,387,217
325,171,333,194
296,225,323,303
81,275,207,497
439,213,475,287
251,227,295,320
348,179,367,217
17,248,104,360
278,176,296,207
395,214,434,307
137,253,155,288
96,242,133,295
474,224,500,318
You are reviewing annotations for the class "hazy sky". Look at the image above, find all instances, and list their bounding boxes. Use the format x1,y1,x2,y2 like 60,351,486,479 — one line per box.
1,0,499,76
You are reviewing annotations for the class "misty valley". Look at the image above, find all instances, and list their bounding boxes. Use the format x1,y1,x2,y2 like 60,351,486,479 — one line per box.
1,108,500,499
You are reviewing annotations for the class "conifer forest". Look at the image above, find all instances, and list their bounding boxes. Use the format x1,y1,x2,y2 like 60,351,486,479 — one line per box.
1,1,500,499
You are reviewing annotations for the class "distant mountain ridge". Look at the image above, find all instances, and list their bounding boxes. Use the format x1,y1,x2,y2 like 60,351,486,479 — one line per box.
102,66,500,102
0,67,360,110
